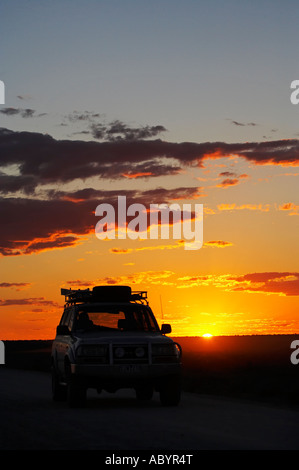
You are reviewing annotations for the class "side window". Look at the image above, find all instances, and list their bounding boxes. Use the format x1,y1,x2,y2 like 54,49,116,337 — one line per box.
67,309,75,331
59,309,69,326
60,309,72,328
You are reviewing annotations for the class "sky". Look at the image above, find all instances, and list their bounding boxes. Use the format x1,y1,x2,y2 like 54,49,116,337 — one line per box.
0,0,299,339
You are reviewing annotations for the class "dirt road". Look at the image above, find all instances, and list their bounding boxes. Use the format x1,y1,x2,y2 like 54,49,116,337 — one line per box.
0,368,298,450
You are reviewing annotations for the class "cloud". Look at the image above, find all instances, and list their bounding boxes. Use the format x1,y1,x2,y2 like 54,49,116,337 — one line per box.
17,95,33,101
110,241,187,254
0,108,38,118
64,112,167,142
217,203,270,212
109,248,133,254
0,125,297,258
1,129,299,196
0,186,203,256
0,173,37,194
47,185,203,204
65,270,175,288
66,111,102,122
0,282,31,290
230,120,258,127
217,172,249,188
90,120,167,141
203,240,233,248
0,297,59,307
230,272,299,296
177,272,299,296
217,178,240,188
0,108,19,116
219,171,237,177
0,197,93,256
278,202,299,215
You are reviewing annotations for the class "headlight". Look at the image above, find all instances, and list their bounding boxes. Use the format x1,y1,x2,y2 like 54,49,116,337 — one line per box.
152,344,176,356
135,347,145,358
77,345,107,357
114,347,125,358
152,343,181,362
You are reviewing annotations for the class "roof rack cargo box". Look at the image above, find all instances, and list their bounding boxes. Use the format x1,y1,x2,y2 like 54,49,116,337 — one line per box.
92,285,132,302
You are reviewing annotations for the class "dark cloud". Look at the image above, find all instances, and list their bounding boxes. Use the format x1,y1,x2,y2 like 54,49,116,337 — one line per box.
20,109,35,118
66,111,102,122
47,186,203,205
0,126,298,256
99,120,167,141
219,171,237,177
0,282,31,290
178,272,299,296
217,172,249,188
0,108,36,118
229,272,299,296
1,128,299,195
0,173,37,194
217,178,240,188
65,112,167,142
0,197,93,256
0,186,203,256
0,108,20,116
230,120,258,127
0,297,59,306
89,120,167,141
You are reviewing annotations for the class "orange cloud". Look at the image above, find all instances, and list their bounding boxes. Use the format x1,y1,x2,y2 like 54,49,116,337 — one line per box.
217,178,240,188
177,272,299,296
279,203,299,215
65,270,175,289
0,297,60,307
109,248,133,254
217,203,270,212
204,240,233,248
122,172,153,178
216,172,249,188
0,282,31,291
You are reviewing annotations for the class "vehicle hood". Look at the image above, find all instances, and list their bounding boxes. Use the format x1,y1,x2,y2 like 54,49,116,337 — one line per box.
72,330,175,345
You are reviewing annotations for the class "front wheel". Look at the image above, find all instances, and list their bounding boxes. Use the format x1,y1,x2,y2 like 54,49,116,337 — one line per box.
51,366,67,401
65,360,87,408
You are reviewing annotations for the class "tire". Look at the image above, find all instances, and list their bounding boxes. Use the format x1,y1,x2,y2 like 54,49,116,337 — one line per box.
159,376,181,406
65,360,87,408
51,366,67,402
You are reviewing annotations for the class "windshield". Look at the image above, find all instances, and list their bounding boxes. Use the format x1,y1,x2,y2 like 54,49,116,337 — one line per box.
74,304,159,332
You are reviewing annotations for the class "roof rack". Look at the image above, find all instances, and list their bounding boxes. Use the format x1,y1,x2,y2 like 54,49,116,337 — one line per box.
61,285,148,306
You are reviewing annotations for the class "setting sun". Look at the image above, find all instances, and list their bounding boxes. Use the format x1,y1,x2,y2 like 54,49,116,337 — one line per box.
202,333,213,338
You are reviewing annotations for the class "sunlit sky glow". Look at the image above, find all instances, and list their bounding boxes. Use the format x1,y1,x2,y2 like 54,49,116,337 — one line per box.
1,0,299,339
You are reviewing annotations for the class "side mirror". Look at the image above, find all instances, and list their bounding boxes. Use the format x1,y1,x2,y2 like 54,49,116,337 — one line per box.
161,323,172,335
56,325,70,335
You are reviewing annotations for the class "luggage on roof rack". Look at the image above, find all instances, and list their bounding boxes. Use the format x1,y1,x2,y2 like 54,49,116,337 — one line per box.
92,285,131,302
61,285,148,305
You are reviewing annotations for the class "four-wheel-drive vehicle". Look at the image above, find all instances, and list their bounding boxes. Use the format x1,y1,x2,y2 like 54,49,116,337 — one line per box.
51,285,182,407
